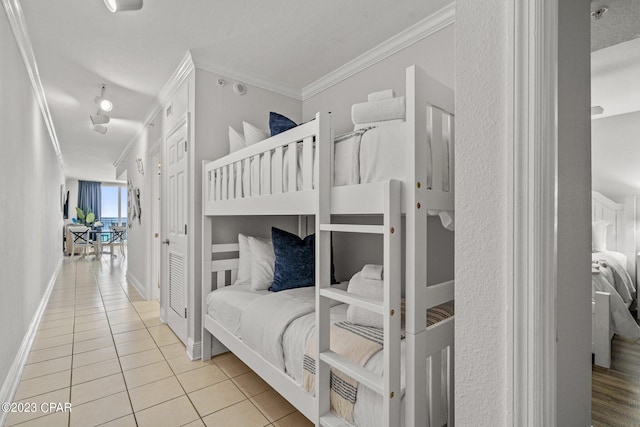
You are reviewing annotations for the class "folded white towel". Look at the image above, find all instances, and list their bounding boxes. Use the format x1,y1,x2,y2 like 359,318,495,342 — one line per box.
346,271,383,328
361,264,383,280
367,89,395,102
352,97,406,125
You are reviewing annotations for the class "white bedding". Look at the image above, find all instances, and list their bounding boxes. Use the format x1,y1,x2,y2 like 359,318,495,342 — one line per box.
592,251,640,341
205,283,268,337
206,285,448,427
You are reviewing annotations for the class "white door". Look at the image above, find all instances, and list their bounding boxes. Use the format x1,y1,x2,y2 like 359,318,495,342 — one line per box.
163,115,189,344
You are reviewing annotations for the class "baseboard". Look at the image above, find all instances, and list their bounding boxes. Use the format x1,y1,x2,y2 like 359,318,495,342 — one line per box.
0,257,62,426
187,339,201,361
126,271,146,300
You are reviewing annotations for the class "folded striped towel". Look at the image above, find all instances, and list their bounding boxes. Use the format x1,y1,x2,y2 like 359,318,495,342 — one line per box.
303,321,383,422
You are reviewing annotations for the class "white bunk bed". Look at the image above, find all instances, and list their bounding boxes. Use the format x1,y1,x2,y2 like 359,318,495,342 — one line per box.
201,65,455,426
591,191,639,368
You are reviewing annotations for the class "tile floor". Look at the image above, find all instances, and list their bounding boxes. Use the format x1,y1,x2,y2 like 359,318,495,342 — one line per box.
4,256,312,427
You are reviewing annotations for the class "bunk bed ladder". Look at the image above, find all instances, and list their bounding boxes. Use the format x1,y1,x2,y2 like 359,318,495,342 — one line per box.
316,179,402,427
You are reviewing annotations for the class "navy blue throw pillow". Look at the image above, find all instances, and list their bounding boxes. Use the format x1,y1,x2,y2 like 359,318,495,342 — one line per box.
270,228,336,292
269,112,297,136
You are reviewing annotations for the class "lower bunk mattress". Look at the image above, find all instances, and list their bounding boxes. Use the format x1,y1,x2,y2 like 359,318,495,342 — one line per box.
205,284,450,427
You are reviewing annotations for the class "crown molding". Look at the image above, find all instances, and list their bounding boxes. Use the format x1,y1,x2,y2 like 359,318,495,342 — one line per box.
3,0,64,168
113,51,195,168
191,56,302,101
301,3,455,101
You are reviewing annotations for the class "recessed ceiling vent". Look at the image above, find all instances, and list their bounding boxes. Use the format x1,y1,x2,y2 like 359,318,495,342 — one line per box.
591,6,609,20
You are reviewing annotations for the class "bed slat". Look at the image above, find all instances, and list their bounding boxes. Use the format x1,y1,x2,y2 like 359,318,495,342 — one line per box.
274,147,283,194
429,107,443,192
287,142,297,193
303,137,313,191
263,150,272,196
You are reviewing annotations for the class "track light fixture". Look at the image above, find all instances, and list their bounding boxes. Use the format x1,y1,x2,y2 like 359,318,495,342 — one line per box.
104,0,143,13
94,84,112,112
90,110,110,125
93,125,108,134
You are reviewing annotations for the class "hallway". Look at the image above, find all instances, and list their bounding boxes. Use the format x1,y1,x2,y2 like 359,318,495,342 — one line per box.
4,257,309,427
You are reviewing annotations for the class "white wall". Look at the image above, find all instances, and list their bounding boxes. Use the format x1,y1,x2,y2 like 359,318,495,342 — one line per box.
119,109,163,296
592,111,640,200
455,0,592,424
0,9,64,396
302,26,455,285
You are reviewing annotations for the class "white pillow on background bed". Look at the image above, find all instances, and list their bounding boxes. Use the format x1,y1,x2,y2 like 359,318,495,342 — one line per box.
236,234,252,286
228,126,246,153
592,220,609,252
243,121,269,146
248,236,275,291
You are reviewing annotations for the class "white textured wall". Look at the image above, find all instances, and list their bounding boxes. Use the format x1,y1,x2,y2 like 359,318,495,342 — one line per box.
0,10,64,390
455,0,508,424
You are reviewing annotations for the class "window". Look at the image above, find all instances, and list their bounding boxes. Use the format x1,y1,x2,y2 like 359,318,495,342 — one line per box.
101,183,127,230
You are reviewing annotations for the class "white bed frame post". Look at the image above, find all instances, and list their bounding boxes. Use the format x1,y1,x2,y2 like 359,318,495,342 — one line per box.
201,167,212,361
404,64,429,427
315,111,333,424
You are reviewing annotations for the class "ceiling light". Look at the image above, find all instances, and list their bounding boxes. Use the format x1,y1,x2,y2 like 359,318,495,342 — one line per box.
591,106,604,115
93,125,108,134
94,84,113,112
104,0,143,13
90,111,110,125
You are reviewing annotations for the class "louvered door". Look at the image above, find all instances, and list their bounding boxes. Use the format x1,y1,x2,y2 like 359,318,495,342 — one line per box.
163,114,189,344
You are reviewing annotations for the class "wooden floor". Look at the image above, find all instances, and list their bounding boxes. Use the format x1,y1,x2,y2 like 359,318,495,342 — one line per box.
592,314,640,426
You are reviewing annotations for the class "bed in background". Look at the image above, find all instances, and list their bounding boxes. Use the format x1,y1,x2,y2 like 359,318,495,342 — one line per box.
591,191,639,368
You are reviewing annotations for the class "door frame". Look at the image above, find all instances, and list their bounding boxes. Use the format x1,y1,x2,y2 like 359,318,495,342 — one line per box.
146,139,162,301
507,0,591,425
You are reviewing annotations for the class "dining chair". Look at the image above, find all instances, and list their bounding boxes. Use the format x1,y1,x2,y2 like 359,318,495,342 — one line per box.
68,225,94,259
109,226,127,258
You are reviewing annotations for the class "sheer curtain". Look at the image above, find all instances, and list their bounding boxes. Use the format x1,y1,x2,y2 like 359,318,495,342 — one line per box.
77,180,102,220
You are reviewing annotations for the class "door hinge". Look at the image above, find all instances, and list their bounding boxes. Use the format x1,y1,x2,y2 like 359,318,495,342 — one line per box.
184,308,187,318
184,224,187,235
184,141,188,152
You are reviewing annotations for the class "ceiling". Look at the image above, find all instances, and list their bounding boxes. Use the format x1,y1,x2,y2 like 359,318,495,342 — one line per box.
18,0,451,182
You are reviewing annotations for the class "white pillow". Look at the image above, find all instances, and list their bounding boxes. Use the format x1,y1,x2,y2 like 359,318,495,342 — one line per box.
236,234,251,286
243,121,269,146
228,126,246,153
248,236,275,291
592,221,609,252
